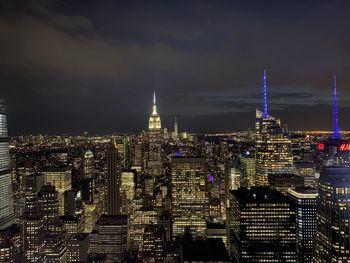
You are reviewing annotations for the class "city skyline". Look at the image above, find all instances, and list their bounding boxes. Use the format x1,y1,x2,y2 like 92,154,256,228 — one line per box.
1,1,350,135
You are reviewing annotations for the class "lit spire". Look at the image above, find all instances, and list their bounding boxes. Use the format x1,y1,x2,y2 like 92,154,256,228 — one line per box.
263,69,268,118
152,90,158,115
333,75,340,139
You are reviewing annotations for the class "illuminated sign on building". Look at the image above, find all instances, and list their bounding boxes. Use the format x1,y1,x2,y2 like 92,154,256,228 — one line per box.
317,143,325,151
339,143,350,151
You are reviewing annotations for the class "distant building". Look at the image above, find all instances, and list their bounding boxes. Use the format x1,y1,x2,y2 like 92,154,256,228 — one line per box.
41,166,71,215
83,150,94,179
268,173,304,195
171,157,207,238
294,162,316,187
239,152,255,188
227,187,297,262
314,166,350,262
106,139,121,215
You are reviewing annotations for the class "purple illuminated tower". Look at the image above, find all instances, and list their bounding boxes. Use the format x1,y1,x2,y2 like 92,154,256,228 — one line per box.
333,75,340,139
263,69,268,118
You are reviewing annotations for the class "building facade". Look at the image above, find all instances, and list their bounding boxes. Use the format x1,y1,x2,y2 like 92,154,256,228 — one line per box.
171,157,207,238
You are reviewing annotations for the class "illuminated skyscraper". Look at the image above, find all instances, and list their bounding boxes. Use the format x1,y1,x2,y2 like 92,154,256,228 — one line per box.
148,91,161,130
287,187,317,263
171,157,207,238
227,187,297,262
147,91,163,178
120,171,135,214
0,100,15,229
42,167,71,215
239,151,256,188
83,150,94,178
314,166,350,262
255,71,293,186
107,138,121,215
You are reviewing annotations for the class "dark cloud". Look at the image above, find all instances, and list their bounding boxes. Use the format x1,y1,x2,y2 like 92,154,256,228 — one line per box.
1,0,350,135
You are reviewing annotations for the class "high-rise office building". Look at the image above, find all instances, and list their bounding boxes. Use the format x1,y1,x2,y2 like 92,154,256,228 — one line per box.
107,138,121,215
142,225,165,262
89,214,128,262
239,151,256,188
64,189,76,216
120,171,135,214
314,166,350,262
171,157,207,238
147,91,163,178
268,173,304,195
42,166,71,215
37,184,61,234
20,213,45,263
227,187,297,262
83,150,94,179
255,71,293,186
66,233,89,262
0,100,15,229
287,187,317,263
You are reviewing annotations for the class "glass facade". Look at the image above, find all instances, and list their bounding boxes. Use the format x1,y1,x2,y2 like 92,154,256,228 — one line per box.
255,110,293,186
0,100,14,230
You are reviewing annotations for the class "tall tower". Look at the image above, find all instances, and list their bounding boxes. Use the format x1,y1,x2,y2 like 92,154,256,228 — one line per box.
255,71,293,186
333,75,340,139
107,138,121,215
148,91,161,130
314,166,350,261
0,99,15,230
147,91,163,178
174,116,178,135
263,69,268,118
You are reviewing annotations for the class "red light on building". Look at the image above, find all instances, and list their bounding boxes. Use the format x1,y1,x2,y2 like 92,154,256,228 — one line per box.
317,143,325,151
339,143,350,151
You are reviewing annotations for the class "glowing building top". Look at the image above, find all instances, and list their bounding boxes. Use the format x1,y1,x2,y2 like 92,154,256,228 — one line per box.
263,69,268,118
333,75,340,140
148,91,161,130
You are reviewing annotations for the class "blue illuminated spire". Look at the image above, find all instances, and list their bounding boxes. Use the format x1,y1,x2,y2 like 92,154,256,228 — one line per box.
263,69,268,118
333,75,340,139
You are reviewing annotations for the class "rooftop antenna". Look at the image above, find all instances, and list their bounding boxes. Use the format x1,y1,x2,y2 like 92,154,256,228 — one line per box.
263,69,268,118
333,75,340,139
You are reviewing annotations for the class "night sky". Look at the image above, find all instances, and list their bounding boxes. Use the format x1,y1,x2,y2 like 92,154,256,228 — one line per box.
1,0,350,135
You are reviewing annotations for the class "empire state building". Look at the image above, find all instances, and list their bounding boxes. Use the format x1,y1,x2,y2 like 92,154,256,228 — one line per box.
148,91,161,130
147,92,163,178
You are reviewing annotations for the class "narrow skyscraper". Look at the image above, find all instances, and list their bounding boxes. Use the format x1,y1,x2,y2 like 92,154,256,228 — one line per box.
107,138,121,215
0,99,15,230
147,91,163,178
255,72,293,186
174,116,178,135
